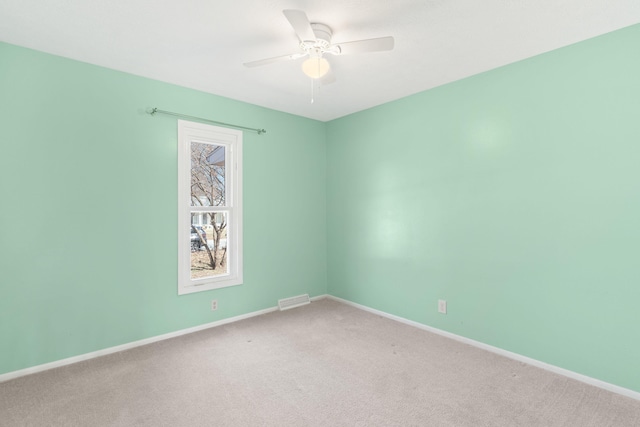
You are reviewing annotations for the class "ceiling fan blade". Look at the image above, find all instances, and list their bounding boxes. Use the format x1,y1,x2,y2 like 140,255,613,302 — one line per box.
283,9,316,42
335,36,395,55
243,53,306,68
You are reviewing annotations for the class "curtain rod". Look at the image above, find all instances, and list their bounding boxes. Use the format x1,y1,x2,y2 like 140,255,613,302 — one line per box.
148,108,266,135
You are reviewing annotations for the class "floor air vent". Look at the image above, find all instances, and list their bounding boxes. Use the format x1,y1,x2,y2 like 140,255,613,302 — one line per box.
278,294,311,311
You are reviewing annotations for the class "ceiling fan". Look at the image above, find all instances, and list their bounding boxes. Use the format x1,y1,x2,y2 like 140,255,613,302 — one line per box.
243,9,394,82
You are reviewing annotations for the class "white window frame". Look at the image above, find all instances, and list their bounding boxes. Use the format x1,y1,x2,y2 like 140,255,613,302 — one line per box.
178,120,243,295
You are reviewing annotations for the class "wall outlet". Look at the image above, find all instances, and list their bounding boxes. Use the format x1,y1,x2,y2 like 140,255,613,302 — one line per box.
211,299,218,311
438,299,447,314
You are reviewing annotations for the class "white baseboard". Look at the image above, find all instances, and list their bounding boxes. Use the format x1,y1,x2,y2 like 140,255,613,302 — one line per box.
0,295,330,383
327,295,640,402
10,292,634,402
0,305,269,383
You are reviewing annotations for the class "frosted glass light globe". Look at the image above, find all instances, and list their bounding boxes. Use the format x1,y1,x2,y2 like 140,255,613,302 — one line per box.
302,57,330,79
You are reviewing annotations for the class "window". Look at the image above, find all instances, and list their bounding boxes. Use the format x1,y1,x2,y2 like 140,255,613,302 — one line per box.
178,120,242,295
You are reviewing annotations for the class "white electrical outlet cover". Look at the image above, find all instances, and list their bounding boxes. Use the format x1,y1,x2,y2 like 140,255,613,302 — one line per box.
438,299,447,314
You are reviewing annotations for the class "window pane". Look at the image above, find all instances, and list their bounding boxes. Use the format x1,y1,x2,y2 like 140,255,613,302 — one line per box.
190,142,225,207
190,212,229,279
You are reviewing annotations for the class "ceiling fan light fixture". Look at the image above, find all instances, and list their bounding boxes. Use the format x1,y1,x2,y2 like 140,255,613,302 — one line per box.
302,56,330,79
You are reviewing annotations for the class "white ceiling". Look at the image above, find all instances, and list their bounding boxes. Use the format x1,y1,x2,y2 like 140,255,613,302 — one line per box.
1,1,639,122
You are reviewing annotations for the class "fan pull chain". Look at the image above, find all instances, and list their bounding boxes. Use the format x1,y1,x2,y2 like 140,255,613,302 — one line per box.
310,57,323,104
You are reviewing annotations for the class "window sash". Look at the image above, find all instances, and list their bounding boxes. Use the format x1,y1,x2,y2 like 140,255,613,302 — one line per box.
178,120,243,295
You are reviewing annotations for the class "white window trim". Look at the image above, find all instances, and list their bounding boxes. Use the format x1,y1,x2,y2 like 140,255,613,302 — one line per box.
178,120,243,295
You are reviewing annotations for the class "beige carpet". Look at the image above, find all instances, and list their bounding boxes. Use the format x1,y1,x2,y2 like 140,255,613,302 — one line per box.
1,298,639,426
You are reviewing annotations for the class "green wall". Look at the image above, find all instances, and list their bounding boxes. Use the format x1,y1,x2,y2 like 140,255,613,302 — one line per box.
0,42,326,375
327,24,640,392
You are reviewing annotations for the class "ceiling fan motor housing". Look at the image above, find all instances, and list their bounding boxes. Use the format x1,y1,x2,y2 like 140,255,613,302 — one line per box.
300,23,337,54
